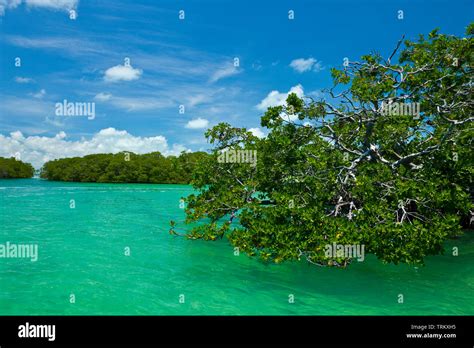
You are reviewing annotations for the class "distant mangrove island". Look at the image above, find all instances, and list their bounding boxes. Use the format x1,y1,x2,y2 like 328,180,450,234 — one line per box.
0,157,34,179
39,152,209,184
0,151,210,184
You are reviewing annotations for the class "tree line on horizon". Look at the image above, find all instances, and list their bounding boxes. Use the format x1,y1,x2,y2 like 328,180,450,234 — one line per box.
0,157,35,179
39,151,210,184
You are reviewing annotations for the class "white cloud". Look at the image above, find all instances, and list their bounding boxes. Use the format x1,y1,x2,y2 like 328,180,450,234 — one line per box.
0,127,187,168
104,64,142,82
94,92,112,102
15,76,34,84
44,116,65,127
26,0,78,10
109,96,173,112
7,36,103,58
187,94,209,107
2,96,52,117
185,118,209,129
0,0,77,16
209,64,240,83
257,84,304,111
10,130,24,140
290,58,323,73
91,92,174,112
248,127,265,139
31,88,46,99
0,0,21,15
256,84,305,122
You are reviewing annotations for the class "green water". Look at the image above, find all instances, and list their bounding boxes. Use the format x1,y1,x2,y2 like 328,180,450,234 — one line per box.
0,179,473,315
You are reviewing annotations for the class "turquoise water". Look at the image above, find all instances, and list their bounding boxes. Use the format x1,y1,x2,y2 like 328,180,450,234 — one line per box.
0,179,473,315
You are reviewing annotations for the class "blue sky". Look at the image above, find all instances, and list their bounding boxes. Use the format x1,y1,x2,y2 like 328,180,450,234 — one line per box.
0,0,472,167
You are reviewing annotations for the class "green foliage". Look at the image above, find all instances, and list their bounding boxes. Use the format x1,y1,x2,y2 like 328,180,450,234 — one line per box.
40,151,210,184
183,25,474,267
0,157,35,178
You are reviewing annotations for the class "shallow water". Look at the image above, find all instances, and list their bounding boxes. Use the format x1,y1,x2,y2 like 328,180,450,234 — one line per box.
0,179,472,315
